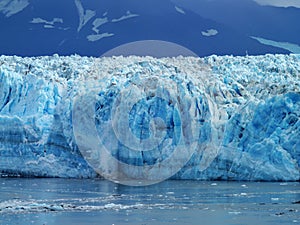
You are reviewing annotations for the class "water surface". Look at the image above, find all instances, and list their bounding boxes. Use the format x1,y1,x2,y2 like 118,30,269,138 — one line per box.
1,179,299,225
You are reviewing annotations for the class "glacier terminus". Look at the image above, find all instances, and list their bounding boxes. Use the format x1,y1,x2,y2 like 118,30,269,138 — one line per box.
0,54,299,182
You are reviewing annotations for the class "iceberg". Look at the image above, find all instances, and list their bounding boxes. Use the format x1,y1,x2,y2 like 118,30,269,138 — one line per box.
0,54,299,181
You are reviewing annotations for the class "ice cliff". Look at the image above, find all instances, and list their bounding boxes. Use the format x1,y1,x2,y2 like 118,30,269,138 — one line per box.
0,54,299,181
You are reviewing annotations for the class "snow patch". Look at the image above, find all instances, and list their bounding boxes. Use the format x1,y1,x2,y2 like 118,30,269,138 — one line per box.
92,17,109,34
30,17,66,30
251,36,300,54
44,25,54,29
75,0,96,32
31,18,63,25
0,0,29,17
87,32,114,42
111,11,139,23
201,29,218,37
254,0,300,8
175,6,186,14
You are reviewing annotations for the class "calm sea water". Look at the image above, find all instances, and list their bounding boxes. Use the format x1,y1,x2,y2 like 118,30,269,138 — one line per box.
0,179,299,225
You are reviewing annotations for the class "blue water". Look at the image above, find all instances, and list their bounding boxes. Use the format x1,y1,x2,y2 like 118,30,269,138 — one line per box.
0,179,299,225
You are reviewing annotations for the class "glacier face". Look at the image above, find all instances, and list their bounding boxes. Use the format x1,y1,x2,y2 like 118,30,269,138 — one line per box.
0,54,299,181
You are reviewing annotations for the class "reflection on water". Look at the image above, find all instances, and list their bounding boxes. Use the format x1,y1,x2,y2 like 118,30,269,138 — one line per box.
0,179,299,225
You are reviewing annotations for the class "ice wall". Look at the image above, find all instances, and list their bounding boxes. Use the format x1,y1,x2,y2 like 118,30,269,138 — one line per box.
0,54,299,181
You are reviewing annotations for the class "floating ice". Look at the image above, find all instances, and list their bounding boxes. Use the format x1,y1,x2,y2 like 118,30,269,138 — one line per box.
0,54,299,181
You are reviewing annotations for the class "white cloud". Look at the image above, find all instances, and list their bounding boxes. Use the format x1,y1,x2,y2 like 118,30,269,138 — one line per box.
0,0,29,17
201,29,218,37
251,36,300,53
254,0,300,8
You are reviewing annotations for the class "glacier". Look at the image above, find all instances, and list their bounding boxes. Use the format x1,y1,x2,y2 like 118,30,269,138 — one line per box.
0,54,299,181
